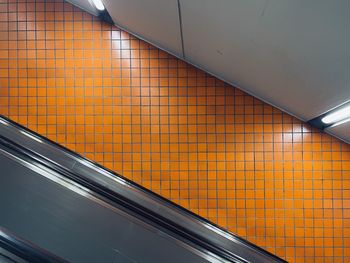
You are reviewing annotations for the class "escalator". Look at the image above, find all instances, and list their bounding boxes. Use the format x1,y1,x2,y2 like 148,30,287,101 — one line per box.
0,115,286,263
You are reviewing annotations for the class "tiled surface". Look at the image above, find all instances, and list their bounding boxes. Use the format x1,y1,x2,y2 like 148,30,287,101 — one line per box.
0,0,350,262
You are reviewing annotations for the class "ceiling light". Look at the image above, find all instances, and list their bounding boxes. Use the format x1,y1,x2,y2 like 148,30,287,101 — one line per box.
91,0,105,11
330,117,350,128
321,104,350,124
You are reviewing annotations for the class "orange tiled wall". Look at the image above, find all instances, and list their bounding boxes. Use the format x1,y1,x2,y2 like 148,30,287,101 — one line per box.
0,1,350,262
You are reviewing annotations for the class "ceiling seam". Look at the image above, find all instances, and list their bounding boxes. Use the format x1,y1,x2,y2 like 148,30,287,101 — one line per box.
177,0,186,59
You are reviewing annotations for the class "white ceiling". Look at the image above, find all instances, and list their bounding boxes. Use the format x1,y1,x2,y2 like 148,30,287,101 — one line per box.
103,0,183,58
67,0,350,143
180,0,350,121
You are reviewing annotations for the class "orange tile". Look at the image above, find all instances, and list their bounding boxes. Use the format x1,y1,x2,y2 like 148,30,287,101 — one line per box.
0,1,349,262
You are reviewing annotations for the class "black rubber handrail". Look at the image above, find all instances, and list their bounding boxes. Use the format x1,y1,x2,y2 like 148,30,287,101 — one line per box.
0,227,68,263
0,132,244,263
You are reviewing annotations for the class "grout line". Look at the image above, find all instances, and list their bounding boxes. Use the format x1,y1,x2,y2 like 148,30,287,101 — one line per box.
1,1,350,261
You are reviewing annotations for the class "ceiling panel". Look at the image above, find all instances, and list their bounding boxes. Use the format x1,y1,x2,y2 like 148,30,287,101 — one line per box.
180,0,350,120
66,0,99,16
103,0,183,58
326,122,350,144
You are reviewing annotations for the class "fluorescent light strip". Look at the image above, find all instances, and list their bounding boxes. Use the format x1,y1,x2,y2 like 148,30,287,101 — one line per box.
330,117,350,128
91,0,105,11
321,104,350,124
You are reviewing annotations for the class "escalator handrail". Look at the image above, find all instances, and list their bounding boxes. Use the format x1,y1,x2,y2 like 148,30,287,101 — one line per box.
0,227,68,263
0,115,287,263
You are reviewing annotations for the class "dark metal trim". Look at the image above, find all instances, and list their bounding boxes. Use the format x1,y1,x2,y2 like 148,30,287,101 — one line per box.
0,115,287,263
177,0,186,59
97,8,114,24
0,227,68,263
307,114,331,130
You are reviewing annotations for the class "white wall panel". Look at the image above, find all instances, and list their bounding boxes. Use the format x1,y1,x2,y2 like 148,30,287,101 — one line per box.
67,0,350,143
103,0,183,58
180,0,350,121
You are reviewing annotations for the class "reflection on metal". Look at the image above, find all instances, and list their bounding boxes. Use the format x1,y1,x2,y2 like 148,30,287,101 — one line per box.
19,131,42,143
74,158,129,186
0,119,8,126
0,148,227,263
0,148,97,204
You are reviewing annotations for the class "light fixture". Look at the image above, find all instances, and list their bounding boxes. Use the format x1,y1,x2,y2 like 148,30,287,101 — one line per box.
321,104,350,124
329,117,350,128
91,0,105,11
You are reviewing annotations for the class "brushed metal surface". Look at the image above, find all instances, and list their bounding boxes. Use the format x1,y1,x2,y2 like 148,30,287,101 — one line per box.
0,151,213,263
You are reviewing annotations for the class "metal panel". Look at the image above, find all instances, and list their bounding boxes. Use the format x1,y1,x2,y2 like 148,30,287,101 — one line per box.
180,0,350,121
0,151,215,263
102,0,183,58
